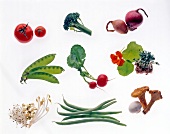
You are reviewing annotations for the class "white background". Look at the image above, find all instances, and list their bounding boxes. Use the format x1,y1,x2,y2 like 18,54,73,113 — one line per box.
0,0,170,134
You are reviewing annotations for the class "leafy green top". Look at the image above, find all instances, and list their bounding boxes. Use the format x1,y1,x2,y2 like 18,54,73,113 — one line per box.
67,44,86,69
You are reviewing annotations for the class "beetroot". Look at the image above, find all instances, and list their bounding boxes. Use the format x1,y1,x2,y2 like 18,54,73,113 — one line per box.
125,8,148,31
106,20,128,34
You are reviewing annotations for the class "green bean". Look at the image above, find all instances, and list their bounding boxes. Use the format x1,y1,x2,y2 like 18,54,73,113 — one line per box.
57,108,122,116
21,54,56,83
99,100,117,110
29,66,64,74
58,103,77,112
58,103,121,115
63,97,116,111
54,118,126,126
26,72,59,83
57,99,120,116
62,114,120,122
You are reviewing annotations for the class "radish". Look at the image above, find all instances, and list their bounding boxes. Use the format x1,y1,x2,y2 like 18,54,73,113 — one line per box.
97,74,108,87
89,81,97,89
106,19,128,34
125,8,148,31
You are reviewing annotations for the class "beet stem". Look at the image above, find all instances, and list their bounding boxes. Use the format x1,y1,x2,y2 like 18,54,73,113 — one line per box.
106,21,115,32
136,8,148,17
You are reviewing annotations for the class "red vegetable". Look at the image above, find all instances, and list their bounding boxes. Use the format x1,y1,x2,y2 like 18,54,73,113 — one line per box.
14,23,33,43
125,8,148,31
89,81,97,89
97,74,108,87
106,20,128,34
35,26,46,37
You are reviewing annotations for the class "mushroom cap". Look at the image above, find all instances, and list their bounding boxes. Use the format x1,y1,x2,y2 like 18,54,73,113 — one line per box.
149,90,163,100
131,86,149,97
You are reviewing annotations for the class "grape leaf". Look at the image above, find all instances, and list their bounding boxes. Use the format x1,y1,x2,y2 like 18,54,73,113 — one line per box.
67,44,86,69
117,60,134,76
122,41,143,62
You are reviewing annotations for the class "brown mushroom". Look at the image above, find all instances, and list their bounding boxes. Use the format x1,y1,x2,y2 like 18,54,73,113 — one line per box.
143,90,162,114
131,86,149,109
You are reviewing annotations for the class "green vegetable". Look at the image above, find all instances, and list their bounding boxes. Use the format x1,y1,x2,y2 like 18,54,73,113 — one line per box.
63,96,116,111
67,44,86,69
67,44,96,87
117,60,134,76
63,12,92,36
29,66,64,74
62,115,120,122
122,41,143,62
54,118,126,126
20,54,64,84
20,54,56,83
26,72,59,83
55,97,126,126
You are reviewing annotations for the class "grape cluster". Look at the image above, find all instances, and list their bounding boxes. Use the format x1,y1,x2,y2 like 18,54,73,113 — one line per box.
134,51,159,74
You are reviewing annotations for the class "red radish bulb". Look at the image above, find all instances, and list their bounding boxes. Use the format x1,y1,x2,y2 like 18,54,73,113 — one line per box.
97,74,108,87
106,20,128,34
125,8,148,31
89,81,97,89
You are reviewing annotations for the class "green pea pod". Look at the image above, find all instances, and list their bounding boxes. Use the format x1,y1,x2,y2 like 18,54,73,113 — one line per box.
26,72,59,83
29,66,65,74
20,54,56,83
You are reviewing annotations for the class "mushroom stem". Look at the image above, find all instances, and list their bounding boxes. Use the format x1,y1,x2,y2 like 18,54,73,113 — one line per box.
138,93,147,109
143,90,162,114
131,86,149,109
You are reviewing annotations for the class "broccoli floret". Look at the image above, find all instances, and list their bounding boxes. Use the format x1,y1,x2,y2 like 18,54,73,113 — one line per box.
63,12,92,36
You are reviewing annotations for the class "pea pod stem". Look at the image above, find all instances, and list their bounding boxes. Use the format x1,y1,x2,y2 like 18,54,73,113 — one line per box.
62,114,120,122
54,118,126,126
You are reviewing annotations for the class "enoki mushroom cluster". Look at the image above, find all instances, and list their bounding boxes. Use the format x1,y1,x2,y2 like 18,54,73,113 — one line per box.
9,95,51,128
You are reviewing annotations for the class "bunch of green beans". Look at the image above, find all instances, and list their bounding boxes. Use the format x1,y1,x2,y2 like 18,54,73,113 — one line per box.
54,97,126,126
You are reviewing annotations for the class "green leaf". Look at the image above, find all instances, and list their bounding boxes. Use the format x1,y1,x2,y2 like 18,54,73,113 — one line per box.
122,41,143,62
67,54,82,69
71,44,86,60
117,61,134,76
67,44,86,69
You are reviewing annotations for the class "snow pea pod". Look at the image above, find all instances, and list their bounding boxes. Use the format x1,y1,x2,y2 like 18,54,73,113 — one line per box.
20,54,56,83
26,72,59,83
54,118,126,126
29,66,64,74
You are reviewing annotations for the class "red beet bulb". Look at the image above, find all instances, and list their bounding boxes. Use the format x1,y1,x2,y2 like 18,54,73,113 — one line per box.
125,8,148,31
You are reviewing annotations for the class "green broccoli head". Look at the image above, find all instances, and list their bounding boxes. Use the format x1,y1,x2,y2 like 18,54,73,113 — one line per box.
63,12,92,36
63,12,80,30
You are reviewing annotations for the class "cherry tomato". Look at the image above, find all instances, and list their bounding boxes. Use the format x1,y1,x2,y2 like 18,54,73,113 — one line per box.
34,26,46,37
14,23,33,43
97,74,108,87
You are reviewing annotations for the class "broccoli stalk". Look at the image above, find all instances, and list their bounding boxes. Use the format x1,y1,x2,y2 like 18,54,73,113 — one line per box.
63,12,92,36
